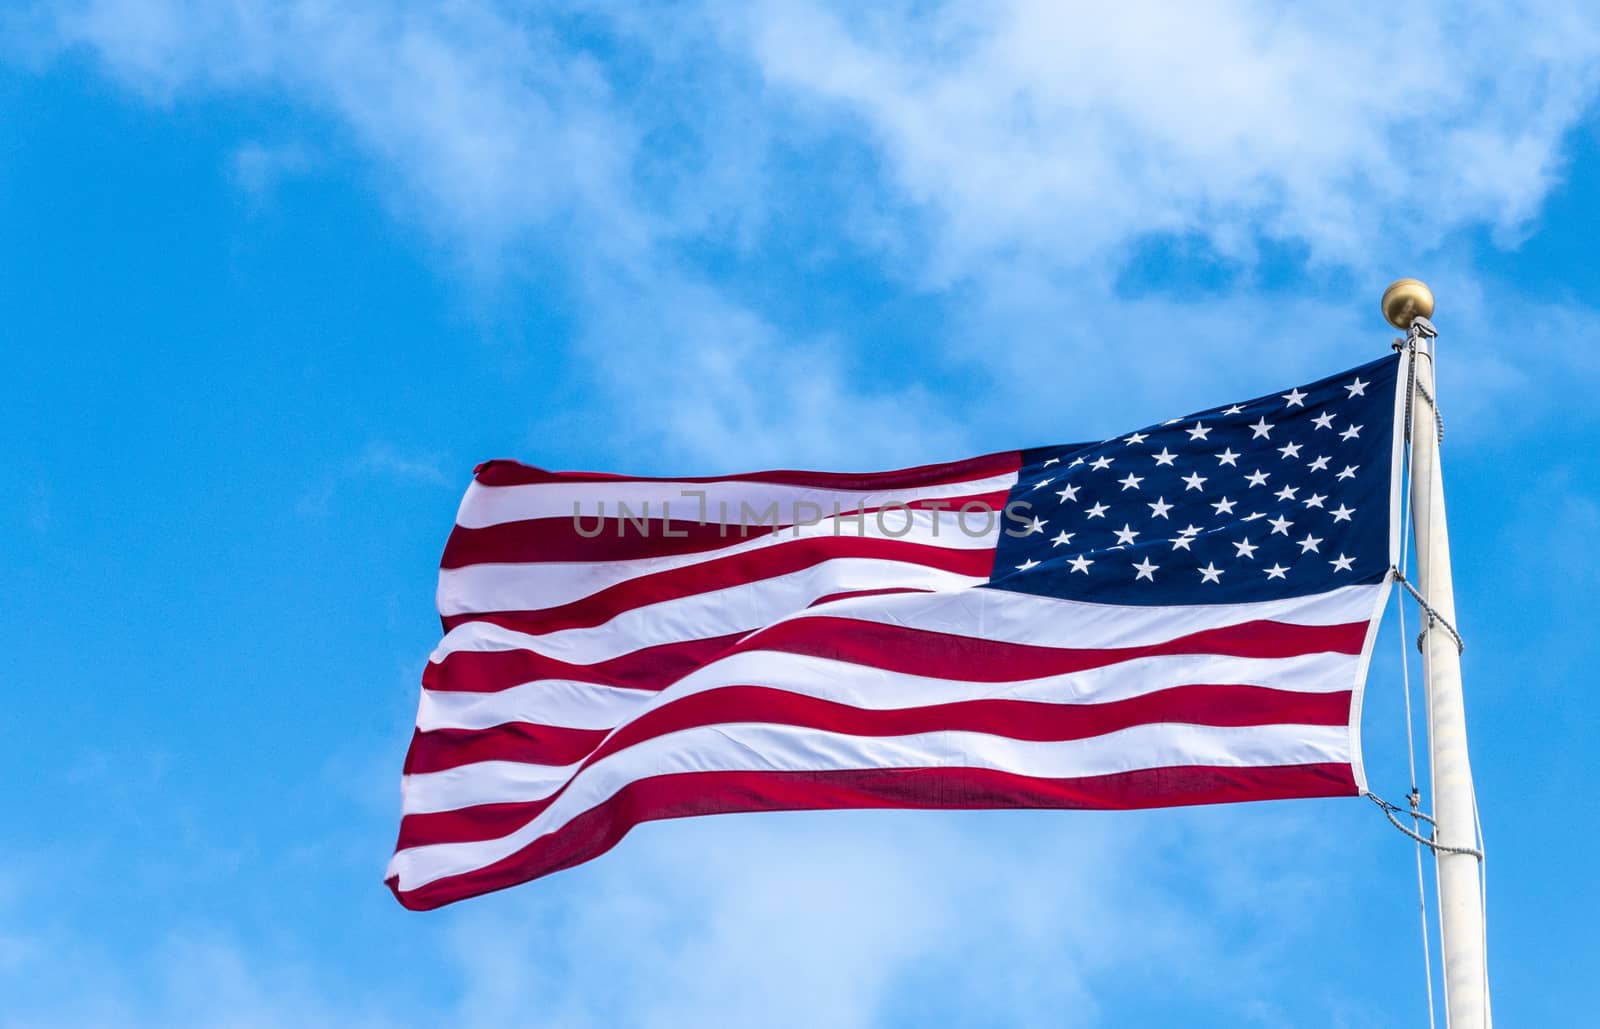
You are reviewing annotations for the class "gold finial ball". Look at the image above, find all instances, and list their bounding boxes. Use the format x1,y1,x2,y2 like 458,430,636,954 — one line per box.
1381,278,1435,330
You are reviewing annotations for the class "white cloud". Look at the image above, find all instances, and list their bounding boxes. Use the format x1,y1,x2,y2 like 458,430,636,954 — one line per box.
0,929,395,1029
39,0,958,467
296,440,455,517
722,2,1600,441
429,807,1375,1028
563,265,971,470
230,140,314,201
742,0,1600,278
49,1,642,259
357,441,450,487
0,804,1386,1028
32,1,1600,466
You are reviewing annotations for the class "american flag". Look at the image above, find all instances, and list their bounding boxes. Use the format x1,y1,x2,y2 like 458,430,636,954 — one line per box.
387,353,1402,909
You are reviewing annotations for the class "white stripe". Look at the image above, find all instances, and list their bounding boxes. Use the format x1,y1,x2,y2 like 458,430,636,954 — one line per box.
765,581,1384,650
389,720,1349,890
439,506,999,616
417,680,654,732
456,471,1020,529
404,758,581,814
431,559,988,665
417,650,1358,733
432,580,1383,667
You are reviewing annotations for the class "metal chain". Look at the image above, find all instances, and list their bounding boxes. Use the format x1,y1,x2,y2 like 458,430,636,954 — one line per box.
1367,792,1485,860
1415,378,1444,444
1394,322,1445,444
1393,567,1466,655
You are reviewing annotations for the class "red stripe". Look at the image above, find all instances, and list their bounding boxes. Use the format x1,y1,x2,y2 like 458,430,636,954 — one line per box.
442,490,1010,569
424,633,748,694
440,538,996,635
742,616,1368,682
446,516,781,568
403,724,609,775
808,586,932,608
390,762,1357,909
397,683,1352,840
471,451,1022,490
427,616,1363,697
407,614,1365,844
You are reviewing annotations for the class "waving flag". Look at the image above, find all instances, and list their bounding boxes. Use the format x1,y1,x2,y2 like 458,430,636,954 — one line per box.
388,354,1403,909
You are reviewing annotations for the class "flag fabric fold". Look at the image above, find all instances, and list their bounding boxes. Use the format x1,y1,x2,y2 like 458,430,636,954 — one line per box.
388,353,1403,910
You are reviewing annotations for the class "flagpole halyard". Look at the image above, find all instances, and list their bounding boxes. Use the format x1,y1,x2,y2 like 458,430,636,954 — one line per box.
1384,279,1491,1027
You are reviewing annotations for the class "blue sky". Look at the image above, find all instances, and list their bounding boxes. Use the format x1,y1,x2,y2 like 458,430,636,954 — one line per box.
3,2,1597,1025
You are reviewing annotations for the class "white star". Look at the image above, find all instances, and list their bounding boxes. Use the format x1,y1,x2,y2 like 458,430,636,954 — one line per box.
1199,562,1224,583
1025,516,1046,535
1069,554,1094,574
1051,530,1075,547
1215,448,1240,466
1265,563,1289,580
1331,504,1356,523
1269,515,1294,536
1233,537,1259,559
1030,477,1054,490
1250,417,1274,439
1133,557,1159,581
1085,501,1109,519
1330,553,1355,572
1124,431,1148,445
1118,472,1144,491
1307,455,1330,472
1178,524,1203,538
1282,388,1307,408
1187,422,1212,441
1346,377,1368,397
1242,512,1266,522
1114,523,1141,546
1070,457,1085,467
1182,471,1207,491
1152,447,1178,466
1055,483,1080,503
1312,411,1336,430
1340,424,1362,441
1275,485,1300,501
1222,404,1244,416
1016,558,1040,572
1245,469,1270,488
1148,497,1173,519
1297,532,1323,553
1337,464,1359,480
1043,457,1061,467
1278,441,1303,460
1302,493,1327,509
1170,535,1196,551
1211,496,1237,515
1090,456,1114,471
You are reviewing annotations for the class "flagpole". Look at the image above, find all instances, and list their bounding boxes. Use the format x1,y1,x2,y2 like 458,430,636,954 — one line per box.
1382,279,1489,1027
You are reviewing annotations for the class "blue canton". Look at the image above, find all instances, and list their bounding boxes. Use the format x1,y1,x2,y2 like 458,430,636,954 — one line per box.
988,353,1399,605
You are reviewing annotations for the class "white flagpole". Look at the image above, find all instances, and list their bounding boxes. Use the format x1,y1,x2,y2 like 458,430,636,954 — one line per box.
1382,279,1489,1027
